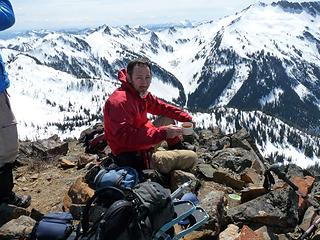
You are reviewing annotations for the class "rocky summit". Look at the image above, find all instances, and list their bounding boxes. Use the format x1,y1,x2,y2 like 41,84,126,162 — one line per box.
1,126,320,240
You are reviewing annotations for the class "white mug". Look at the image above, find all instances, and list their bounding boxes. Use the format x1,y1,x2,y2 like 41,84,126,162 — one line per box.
181,122,193,135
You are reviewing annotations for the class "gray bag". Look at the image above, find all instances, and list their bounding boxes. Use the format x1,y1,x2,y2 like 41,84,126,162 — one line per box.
133,181,175,236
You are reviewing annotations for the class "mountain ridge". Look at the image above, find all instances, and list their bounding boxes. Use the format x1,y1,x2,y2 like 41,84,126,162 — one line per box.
0,1,319,167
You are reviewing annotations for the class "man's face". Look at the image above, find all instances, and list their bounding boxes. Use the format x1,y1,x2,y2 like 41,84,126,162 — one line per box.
127,64,152,97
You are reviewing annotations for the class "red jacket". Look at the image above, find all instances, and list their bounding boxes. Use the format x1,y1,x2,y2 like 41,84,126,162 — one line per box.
103,68,192,155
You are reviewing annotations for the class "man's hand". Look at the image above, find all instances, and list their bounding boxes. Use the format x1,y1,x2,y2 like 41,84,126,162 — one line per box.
165,125,183,139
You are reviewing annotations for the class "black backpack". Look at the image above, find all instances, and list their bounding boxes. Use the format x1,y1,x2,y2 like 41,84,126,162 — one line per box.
76,182,175,240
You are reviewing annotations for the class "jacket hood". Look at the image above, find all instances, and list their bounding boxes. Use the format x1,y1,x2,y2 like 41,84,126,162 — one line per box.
118,68,128,84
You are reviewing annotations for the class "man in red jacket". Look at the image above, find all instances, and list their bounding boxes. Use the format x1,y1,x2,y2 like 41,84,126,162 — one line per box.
103,59,197,173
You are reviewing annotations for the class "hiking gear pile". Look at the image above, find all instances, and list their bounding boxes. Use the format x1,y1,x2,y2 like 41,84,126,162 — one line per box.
81,162,209,240
75,180,209,240
30,179,209,240
76,181,175,240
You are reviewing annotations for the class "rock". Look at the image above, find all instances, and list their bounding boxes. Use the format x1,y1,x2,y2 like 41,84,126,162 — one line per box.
59,158,77,169
254,226,278,240
63,177,94,211
198,186,225,235
30,173,39,180
0,215,36,239
197,164,215,179
290,175,315,217
0,204,30,227
78,154,97,169
210,136,231,151
285,164,306,178
229,137,251,151
218,224,239,240
240,186,268,203
211,148,255,174
11,127,320,239
18,141,34,156
238,225,264,240
230,128,266,174
240,168,263,186
277,234,293,240
226,187,299,233
211,169,246,190
198,129,221,145
32,135,69,159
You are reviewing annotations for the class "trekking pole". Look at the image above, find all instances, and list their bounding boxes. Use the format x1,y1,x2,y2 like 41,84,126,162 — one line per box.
171,180,193,200
299,217,320,240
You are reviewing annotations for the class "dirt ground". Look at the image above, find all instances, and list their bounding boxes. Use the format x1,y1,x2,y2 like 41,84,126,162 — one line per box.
13,140,88,214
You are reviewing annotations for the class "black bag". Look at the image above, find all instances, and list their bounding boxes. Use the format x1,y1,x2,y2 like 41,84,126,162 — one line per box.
79,123,107,154
76,182,175,240
31,212,74,240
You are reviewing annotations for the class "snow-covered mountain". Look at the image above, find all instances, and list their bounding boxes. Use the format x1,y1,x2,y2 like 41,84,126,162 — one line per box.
186,1,320,135
0,1,319,167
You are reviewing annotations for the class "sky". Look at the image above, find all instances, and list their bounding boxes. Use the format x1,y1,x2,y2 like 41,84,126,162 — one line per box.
0,0,295,34
1,0,316,34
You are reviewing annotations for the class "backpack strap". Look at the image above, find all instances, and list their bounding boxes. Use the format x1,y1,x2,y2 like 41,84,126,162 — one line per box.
95,200,133,239
80,187,126,235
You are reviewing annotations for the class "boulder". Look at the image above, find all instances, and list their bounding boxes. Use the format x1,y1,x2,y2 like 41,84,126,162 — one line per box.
211,148,258,174
32,135,69,159
0,215,36,240
226,187,299,233
198,183,225,235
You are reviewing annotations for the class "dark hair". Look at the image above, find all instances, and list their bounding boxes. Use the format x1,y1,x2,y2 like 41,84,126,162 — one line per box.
127,58,152,78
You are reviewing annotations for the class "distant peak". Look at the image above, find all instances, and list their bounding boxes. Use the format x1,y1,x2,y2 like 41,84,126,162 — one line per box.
271,1,320,16
134,25,148,33
168,27,177,34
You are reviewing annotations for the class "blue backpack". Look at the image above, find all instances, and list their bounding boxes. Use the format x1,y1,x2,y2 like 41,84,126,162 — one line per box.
93,166,139,190
31,212,73,240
